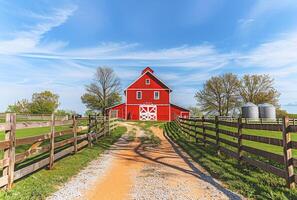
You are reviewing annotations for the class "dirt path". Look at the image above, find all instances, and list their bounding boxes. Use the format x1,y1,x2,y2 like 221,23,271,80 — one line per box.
48,122,243,200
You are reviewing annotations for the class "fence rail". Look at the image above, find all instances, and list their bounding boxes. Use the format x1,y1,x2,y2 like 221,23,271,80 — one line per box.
170,116,297,189
0,113,119,189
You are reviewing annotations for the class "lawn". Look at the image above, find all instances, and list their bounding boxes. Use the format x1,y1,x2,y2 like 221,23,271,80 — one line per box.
181,120,297,156
165,121,297,199
0,125,72,140
0,126,126,200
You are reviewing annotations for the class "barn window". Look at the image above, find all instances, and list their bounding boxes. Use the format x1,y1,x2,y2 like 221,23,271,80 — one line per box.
145,79,150,85
136,91,142,99
154,91,160,100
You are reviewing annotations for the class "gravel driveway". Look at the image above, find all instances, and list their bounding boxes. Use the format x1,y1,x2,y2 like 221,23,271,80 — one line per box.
47,122,243,200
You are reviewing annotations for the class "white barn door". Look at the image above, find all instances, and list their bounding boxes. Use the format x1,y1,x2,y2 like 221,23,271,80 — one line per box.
139,105,157,121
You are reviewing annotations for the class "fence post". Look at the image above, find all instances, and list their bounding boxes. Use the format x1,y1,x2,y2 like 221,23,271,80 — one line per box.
178,118,183,135
94,115,98,142
237,117,243,164
282,116,295,189
215,116,220,155
3,113,16,189
49,114,55,169
108,116,110,135
194,120,198,143
202,116,206,147
73,115,77,153
88,114,91,134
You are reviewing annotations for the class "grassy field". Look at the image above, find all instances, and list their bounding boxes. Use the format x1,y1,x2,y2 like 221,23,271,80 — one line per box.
183,120,297,156
0,126,126,200
0,125,72,140
166,121,297,199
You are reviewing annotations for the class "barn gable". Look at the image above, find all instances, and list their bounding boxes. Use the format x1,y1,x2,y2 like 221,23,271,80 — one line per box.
125,67,171,91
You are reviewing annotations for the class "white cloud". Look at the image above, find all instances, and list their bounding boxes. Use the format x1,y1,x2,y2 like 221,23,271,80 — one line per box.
0,5,77,55
239,31,297,76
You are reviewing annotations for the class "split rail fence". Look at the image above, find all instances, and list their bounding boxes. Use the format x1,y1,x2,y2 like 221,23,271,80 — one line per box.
169,116,297,189
0,113,119,189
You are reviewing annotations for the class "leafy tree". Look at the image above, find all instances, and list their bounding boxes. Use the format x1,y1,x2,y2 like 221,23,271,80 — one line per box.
81,67,121,116
7,99,30,113
188,106,202,117
276,109,288,118
239,74,280,106
84,109,98,116
195,73,240,116
55,109,76,116
30,91,60,114
222,73,241,115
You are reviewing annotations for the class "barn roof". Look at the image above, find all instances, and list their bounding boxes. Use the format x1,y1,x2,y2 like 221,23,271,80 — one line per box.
106,102,125,110
170,103,190,111
124,67,172,92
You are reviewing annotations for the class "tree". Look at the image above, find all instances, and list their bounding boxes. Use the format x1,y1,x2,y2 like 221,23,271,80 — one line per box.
221,73,241,115
81,67,121,116
7,99,30,113
276,108,288,118
188,106,202,117
239,74,280,106
30,91,60,114
195,73,240,116
55,109,76,116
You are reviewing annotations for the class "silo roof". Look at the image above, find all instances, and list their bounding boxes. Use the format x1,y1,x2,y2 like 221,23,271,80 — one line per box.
258,103,274,107
242,102,257,107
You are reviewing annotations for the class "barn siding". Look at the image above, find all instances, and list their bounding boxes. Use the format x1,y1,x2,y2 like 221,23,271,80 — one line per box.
126,105,139,120
126,90,169,104
157,105,170,121
170,104,189,120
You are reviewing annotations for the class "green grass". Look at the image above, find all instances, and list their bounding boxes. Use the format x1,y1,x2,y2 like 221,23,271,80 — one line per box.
166,122,297,200
0,125,71,140
139,132,161,146
0,126,126,200
183,120,297,156
133,121,165,130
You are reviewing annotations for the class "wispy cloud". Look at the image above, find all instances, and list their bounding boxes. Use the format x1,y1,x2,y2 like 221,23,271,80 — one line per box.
0,5,77,55
240,31,297,72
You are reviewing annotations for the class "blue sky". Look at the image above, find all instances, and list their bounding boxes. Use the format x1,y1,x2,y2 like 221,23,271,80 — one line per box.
1,0,297,113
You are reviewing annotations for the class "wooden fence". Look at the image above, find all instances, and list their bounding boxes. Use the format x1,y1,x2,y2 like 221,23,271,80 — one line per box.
168,116,297,189
0,113,69,121
0,113,119,189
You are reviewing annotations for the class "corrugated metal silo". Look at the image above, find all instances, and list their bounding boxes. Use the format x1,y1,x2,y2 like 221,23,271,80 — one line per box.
259,103,276,119
241,102,259,119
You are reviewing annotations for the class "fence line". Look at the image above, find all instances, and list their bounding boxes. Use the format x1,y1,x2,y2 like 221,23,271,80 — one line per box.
167,116,297,189
0,113,119,189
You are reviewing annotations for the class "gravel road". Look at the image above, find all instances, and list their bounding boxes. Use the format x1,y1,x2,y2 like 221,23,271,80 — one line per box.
47,122,243,200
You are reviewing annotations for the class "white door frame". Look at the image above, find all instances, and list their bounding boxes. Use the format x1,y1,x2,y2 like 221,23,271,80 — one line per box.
139,104,157,121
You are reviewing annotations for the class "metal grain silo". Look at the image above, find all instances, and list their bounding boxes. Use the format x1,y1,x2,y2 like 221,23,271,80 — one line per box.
259,103,276,119
241,102,259,119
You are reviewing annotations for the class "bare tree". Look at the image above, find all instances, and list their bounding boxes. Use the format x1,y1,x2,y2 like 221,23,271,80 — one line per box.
81,67,121,115
195,73,240,116
239,74,280,106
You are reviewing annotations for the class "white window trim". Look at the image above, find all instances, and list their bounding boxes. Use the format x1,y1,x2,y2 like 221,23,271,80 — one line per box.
154,91,160,100
136,91,142,100
145,79,150,85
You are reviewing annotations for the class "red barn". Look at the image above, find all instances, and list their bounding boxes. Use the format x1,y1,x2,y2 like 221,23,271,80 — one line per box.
107,67,189,121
